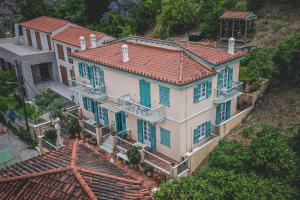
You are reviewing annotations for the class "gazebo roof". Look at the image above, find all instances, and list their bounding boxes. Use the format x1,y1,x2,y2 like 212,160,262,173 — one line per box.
220,11,257,20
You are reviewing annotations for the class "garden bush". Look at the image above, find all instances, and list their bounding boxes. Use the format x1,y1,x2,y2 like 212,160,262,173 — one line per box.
127,146,141,165
208,140,250,173
44,129,57,145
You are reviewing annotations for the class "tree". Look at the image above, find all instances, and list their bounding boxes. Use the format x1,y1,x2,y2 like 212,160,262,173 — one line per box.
0,70,18,112
20,0,55,21
85,0,111,23
0,28,6,38
274,34,300,84
127,146,141,165
249,124,296,179
54,0,87,25
156,0,197,37
69,117,82,136
208,140,250,173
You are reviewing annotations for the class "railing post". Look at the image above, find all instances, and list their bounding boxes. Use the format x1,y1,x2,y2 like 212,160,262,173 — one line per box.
171,165,178,178
140,149,145,162
96,126,102,146
38,135,45,155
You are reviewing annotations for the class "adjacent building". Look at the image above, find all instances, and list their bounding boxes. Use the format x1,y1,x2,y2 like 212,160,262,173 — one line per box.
0,16,110,100
69,36,246,177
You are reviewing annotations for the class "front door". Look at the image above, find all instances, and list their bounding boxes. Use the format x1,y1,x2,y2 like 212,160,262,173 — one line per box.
60,65,69,86
115,111,126,133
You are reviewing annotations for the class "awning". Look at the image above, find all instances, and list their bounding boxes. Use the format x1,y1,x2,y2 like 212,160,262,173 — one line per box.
100,102,122,113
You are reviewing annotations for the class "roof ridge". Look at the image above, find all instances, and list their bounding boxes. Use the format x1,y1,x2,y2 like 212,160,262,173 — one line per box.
77,167,143,184
70,139,79,167
72,168,97,200
0,167,72,184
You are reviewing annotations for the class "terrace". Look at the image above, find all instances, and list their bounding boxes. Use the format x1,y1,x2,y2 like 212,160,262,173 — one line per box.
214,81,243,104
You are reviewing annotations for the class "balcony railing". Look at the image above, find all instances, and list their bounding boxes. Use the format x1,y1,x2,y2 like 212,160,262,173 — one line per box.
40,137,57,152
173,159,189,177
214,81,243,104
117,94,166,123
143,149,173,175
70,77,107,100
83,119,102,134
116,130,134,152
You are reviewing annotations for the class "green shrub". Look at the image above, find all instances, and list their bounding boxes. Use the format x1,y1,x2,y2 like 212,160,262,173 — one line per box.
208,140,250,173
69,117,81,136
44,129,57,144
249,124,296,179
242,126,254,138
127,146,141,165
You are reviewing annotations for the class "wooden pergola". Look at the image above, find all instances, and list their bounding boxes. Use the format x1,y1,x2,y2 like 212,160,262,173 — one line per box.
219,11,257,43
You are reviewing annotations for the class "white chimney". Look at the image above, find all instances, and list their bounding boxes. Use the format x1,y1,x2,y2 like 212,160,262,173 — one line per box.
90,34,96,48
15,23,20,44
121,44,129,62
228,37,235,54
79,36,86,51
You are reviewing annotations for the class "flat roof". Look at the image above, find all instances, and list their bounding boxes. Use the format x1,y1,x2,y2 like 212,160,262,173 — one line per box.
0,42,43,56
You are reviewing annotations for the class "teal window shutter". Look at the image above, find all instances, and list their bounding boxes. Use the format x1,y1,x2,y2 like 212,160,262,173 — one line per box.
137,119,143,143
139,80,151,108
193,128,199,144
121,111,127,130
216,104,221,125
150,124,156,151
79,63,84,77
194,86,200,103
227,68,233,89
93,101,99,123
206,121,212,137
226,100,231,120
103,108,109,126
160,128,170,147
159,86,170,106
83,97,87,110
217,71,223,96
206,81,212,98
88,66,95,88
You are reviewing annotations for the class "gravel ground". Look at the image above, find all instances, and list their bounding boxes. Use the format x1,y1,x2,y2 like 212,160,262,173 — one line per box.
0,123,39,164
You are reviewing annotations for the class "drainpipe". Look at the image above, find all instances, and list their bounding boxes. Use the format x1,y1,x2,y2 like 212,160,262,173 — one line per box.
15,23,20,45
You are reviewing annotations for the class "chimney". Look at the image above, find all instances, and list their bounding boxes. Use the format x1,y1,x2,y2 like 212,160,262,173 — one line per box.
121,44,129,62
228,37,235,54
79,36,86,51
90,34,96,48
15,23,20,44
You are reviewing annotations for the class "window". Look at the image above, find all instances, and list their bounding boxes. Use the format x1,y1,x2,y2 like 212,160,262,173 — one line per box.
98,106,105,124
67,47,73,63
160,128,170,147
159,86,170,106
94,67,105,88
26,29,32,46
221,68,228,89
143,121,151,146
35,31,42,50
57,44,65,60
220,103,227,122
194,82,207,103
193,123,206,144
87,99,92,111
82,64,88,78
47,35,52,51
83,97,93,112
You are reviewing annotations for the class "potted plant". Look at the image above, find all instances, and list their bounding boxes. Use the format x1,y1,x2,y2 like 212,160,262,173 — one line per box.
127,146,141,168
145,165,154,177
69,117,82,138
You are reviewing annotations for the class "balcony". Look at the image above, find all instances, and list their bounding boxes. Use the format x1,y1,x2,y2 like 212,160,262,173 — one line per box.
70,77,107,100
214,81,243,104
83,119,102,135
117,94,166,123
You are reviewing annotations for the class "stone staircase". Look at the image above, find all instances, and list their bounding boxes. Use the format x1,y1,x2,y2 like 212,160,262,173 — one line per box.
99,135,114,154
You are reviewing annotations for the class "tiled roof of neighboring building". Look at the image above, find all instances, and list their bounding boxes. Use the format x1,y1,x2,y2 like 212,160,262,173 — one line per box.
19,16,70,33
0,140,152,200
219,11,255,19
52,26,107,48
72,41,215,86
177,41,246,65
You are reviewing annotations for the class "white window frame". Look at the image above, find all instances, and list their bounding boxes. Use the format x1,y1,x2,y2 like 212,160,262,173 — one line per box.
94,68,103,88
196,82,207,101
195,123,206,143
86,98,92,111
143,121,151,146
221,68,228,90
82,64,88,78
220,103,227,122
98,106,105,125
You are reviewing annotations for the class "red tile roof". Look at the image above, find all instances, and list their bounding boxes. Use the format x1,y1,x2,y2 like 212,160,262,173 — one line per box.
219,11,254,19
177,41,246,65
19,16,70,33
0,139,152,199
52,26,106,48
72,41,215,86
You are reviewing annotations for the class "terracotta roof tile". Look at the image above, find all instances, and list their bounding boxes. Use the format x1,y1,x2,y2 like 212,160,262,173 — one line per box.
52,26,106,48
177,41,246,65
0,139,152,199
72,41,216,86
19,16,70,33
219,11,254,19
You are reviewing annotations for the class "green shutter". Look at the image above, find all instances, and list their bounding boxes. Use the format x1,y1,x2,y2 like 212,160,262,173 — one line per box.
137,119,143,143
216,104,221,125
83,97,87,110
206,121,212,137
103,108,109,126
206,81,212,98
93,101,99,123
121,111,127,131
88,66,95,88
226,100,231,120
79,63,84,77
227,68,233,89
150,124,156,151
139,80,151,108
160,128,170,147
193,128,198,144
159,86,170,106
194,86,200,103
